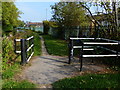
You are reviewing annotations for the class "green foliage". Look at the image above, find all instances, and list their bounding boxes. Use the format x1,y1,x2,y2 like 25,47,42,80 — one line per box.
43,35,82,56
33,32,41,56
2,69,15,79
50,2,89,39
53,73,120,88
2,37,20,79
2,62,20,79
43,35,68,56
0,2,2,21
2,24,13,35
2,36,13,59
2,36,17,71
51,2,88,27
2,2,22,35
43,20,50,35
2,80,36,88
13,30,42,56
2,35,21,81
17,20,25,27
2,30,40,88
80,2,119,39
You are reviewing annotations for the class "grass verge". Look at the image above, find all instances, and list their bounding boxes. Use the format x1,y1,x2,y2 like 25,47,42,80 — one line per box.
2,60,36,88
52,73,120,88
33,32,41,56
3,80,36,88
43,35,68,56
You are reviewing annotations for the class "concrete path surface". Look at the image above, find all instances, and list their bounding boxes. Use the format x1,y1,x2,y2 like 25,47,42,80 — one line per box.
20,36,110,87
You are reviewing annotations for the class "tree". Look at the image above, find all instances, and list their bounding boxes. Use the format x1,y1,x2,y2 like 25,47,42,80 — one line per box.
51,2,89,38
43,20,50,35
18,20,25,27
2,2,22,35
78,1,119,39
0,0,2,21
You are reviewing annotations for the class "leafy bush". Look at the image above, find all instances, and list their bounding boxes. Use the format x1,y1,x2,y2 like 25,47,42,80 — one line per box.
2,36,17,71
43,20,50,35
2,24,13,35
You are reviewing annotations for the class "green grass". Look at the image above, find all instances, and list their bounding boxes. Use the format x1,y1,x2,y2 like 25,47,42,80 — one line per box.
43,35,84,56
33,32,41,56
52,73,120,88
2,80,36,88
2,60,37,88
43,35,68,56
2,60,21,79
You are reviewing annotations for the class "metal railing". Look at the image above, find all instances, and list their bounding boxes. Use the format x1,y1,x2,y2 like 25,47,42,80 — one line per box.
14,36,34,65
68,37,120,71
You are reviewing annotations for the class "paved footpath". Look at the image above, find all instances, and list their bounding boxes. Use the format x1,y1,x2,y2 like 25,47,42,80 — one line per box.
21,36,110,87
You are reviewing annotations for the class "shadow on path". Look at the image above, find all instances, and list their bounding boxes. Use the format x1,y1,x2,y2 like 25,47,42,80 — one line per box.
40,56,68,64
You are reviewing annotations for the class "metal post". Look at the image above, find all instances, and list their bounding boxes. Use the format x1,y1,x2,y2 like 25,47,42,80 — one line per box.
28,39,30,59
68,38,71,64
116,42,120,65
71,40,73,59
21,39,27,65
14,39,16,53
80,41,83,71
26,39,28,60
32,37,34,52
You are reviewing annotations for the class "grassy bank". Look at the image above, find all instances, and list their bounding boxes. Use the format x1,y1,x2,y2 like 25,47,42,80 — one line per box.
43,35,68,56
53,73,120,88
33,32,41,56
2,31,41,88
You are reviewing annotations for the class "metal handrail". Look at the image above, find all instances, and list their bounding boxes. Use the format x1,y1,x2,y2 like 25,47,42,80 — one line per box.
68,37,120,71
14,36,34,64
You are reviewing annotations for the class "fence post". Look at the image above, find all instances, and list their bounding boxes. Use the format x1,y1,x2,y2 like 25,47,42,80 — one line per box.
68,38,72,64
80,44,83,71
79,40,83,71
32,37,34,53
14,39,16,54
21,39,27,65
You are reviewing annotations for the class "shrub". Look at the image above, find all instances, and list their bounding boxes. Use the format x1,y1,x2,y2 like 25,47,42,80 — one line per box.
2,36,16,71
43,20,50,35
